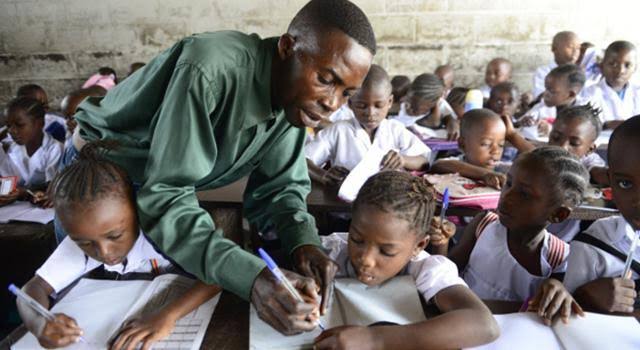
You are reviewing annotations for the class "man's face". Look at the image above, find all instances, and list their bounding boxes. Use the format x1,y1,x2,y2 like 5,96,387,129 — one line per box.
278,29,373,128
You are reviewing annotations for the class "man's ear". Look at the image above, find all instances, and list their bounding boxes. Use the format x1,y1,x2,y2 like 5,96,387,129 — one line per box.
550,206,571,223
277,34,296,60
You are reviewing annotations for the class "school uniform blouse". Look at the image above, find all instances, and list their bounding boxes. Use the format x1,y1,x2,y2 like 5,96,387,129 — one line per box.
462,212,570,301
322,232,466,303
532,62,557,98
580,78,640,122
564,216,640,293
73,31,320,300
0,133,62,186
37,232,173,294
305,118,431,171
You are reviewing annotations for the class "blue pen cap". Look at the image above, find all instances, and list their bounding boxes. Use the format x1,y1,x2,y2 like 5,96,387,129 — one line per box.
8,284,18,295
258,248,278,270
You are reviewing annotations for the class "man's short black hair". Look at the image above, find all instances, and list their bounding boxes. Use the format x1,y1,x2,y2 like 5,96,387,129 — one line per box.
288,0,376,55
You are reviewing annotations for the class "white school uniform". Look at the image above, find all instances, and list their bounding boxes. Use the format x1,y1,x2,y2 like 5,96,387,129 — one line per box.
322,232,466,302
0,133,62,187
580,78,640,122
45,113,67,133
532,62,557,98
479,84,491,99
564,216,640,293
462,212,570,301
37,232,173,294
519,96,596,140
328,104,355,123
305,117,431,171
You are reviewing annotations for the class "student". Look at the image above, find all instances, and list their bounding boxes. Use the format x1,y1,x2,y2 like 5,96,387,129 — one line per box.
16,84,67,142
389,75,411,116
480,58,513,99
314,171,499,349
580,41,640,129
487,82,520,161
15,144,222,349
435,64,454,97
393,73,459,140
0,97,63,207
446,87,469,119
520,64,587,139
430,109,511,189
563,115,640,316
127,62,146,78
448,146,588,321
533,31,581,98
305,65,431,187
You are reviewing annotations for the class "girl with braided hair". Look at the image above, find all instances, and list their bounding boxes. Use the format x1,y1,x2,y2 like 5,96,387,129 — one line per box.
314,170,498,349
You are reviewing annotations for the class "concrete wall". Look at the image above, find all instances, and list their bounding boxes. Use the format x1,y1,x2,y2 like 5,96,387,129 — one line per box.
1,0,639,109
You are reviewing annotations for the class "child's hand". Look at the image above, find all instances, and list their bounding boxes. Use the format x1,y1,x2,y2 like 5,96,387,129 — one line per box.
111,312,178,350
445,119,460,141
322,166,350,188
381,150,404,170
500,114,517,140
0,189,21,206
428,217,456,248
528,279,584,325
518,116,536,127
537,120,551,136
480,172,506,189
37,314,84,349
578,277,637,314
314,326,378,350
30,191,53,208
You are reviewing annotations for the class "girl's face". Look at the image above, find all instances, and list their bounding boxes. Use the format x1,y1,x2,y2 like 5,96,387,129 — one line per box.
459,118,506,169
59,196,138,266
548,117,597,158
488,90,518,117
348,204,427,286
7,109,44,146
406,93,438,116
497,157,562,232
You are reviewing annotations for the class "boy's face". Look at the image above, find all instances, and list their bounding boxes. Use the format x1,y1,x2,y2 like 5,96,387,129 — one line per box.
484,62,511,88
348,204,427,286
60,196,138,266
548,117,597,158
278,30,373,128
350,84,393,134
552,38,581,65
406,94,438,116
459,118,506,169
609,137,640,230
488,90,517,116
7,109,44,146
543,75,574,107
601,49,637,91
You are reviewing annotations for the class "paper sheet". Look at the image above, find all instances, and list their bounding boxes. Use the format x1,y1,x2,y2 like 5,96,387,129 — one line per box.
337,147,385,202
468,313,561,350
0,201,54,224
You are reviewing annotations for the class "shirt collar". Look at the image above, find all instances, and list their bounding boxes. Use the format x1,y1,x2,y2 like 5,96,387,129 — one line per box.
103,230,146,274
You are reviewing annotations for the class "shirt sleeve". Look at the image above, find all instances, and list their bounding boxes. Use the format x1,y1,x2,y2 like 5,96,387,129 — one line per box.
563,241,607,293
136,63,266,300
44,141,63,182
0,147,21,178
582,152,606,171
394,122,431,160
36,237,88,293
408,253,467,303
533,67,547,98
244,125,322,257
304,126,335,167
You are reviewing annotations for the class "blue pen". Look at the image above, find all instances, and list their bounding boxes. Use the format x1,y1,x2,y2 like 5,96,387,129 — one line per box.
8,284,87,343
439,187,450,224
258,248,326,331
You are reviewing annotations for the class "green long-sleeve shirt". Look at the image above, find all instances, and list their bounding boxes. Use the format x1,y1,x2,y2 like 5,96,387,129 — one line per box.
74,31,321,300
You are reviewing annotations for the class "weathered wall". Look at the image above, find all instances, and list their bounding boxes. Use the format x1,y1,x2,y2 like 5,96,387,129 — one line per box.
1,0,639,109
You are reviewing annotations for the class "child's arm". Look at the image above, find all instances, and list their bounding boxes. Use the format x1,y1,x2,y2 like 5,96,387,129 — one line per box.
111,281,222,350
447,212,484,272
380,151,428,171
18,276,83,348
430,160,505,189
306,159,349,188
443,115,460,141
604,120,625,130
572,277,637,315
313,285,499,350
589,166,610,186
499,114,535,153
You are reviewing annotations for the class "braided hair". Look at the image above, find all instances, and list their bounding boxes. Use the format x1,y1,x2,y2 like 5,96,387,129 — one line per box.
353,171,436,237
6,96,45,120
409,73,444,103
446,87,469,109
49,141,133,210
556,103,603,138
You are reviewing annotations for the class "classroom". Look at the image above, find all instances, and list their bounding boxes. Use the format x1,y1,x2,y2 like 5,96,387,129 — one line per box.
1,0,640,349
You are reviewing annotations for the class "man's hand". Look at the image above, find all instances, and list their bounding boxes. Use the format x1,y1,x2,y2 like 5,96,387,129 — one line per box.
293,245,338,315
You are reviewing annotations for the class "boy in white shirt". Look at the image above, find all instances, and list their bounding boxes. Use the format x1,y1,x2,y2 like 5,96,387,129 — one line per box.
479,58,513,100
533,31,581,98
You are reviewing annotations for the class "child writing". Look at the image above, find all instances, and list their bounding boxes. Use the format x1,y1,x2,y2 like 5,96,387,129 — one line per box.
388,75,411,116
563,115,640,316
15,143,221,349
305,65,431,187
580,41,640,129
533,31,581,98
447,146,588,323
480,58,513,99
0,97,63,207
314,171,499,349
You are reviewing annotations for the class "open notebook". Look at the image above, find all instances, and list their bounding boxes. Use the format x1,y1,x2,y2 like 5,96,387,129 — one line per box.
13,274,220,350
0,201,54,224
469,312,640,350
250,275,426,349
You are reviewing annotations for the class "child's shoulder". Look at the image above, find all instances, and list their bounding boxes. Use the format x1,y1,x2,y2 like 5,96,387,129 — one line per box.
576,216,630,247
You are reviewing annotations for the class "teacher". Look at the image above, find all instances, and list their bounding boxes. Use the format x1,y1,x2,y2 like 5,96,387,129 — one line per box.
71,0,375,335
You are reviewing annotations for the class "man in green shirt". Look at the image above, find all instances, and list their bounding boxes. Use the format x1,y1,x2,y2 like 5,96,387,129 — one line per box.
71,0,375,334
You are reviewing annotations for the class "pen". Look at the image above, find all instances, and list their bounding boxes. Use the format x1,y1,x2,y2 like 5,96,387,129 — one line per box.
439,187,450,224
622,232,639,279
25,189,35,197
8,284,86,343
257,248,326,331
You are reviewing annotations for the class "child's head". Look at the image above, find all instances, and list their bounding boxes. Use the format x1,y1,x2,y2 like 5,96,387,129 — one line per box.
459,109,506,169
446,87,469,119
498,146,588,232
406,73,444,116
484,58,512,88
349,171,435,285
434,64,454,91
50,143,138,266
608,115,640,230
16,84,49,111
578,42,595,65
128,62,145,77
349,64,393,134
6,97,45,146
601,41,637,91
390,75,411,103
548,103,602,158
543,64,585,107
488,82,519,117
551,31,581,65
